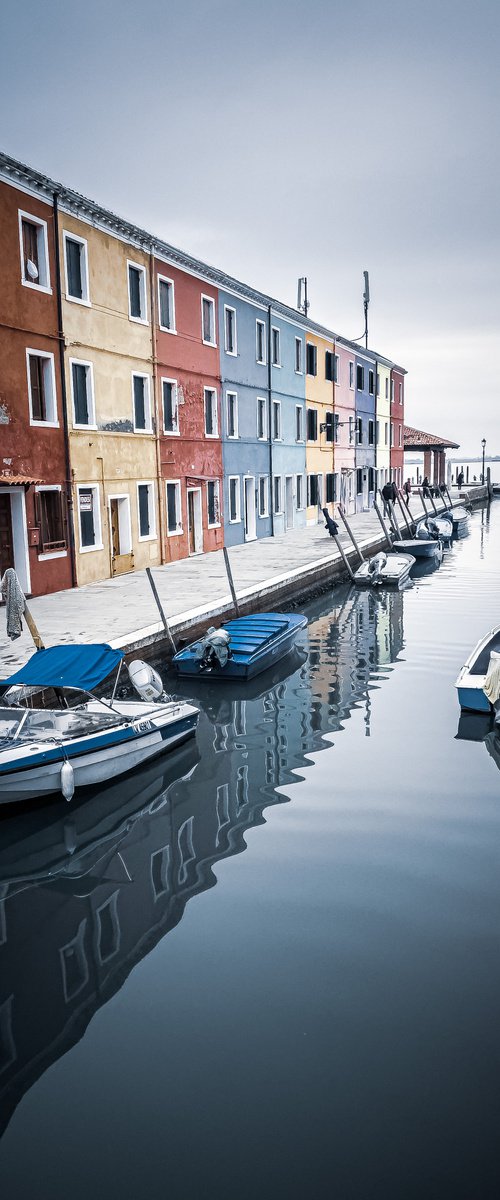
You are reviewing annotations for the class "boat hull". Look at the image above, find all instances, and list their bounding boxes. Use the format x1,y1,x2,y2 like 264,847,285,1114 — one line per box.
354,554,415,588
393,538,442,559
455,623,500,712
0,702,198,804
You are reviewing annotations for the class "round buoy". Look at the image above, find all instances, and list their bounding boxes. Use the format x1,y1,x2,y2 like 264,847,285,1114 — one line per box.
61,760,75,802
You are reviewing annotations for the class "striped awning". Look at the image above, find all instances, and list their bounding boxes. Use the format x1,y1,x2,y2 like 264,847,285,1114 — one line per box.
0,475,43,486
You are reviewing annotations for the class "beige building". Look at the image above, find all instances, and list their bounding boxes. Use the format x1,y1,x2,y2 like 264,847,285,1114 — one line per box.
59,215,161,584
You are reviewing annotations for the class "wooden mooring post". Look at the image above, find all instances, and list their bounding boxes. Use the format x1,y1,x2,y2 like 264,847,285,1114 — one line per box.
337,506,364,563
373,498,393,550
223,547,240,616
146,568,177,654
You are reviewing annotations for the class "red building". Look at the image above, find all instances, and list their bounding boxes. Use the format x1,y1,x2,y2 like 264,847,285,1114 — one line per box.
390,366,405,487
0,176,73,596
154,257,223,562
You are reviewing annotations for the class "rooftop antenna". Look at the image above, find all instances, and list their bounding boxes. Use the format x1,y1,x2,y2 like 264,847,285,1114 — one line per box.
363,270,370,348
297,277,309,318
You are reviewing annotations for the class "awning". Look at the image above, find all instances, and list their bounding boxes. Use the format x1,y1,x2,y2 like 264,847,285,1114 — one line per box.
0,475,44,486
0,644,124,693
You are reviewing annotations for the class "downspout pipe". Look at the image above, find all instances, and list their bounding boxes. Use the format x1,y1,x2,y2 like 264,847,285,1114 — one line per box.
267,304,274,536
53,191,77,588
149,242,166,563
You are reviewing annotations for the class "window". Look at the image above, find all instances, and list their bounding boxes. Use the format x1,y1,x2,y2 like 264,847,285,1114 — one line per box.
385,422,388,445
151,845,171,899
70,359,95,428
63,232,89,304
137,482,156,540
207,480,220,527
349,361,354,388
368,419,375,446
391,379,395,402
368,468,375,493
356,469,363,495
356,417,363,444
390,422,394,446
166,481,182,534
333,413,340,443
19,210,50,291
256,319,266,364
326,473,336,503
399,381,403,404
35,488,66,552
307,475,321,507
368,370,374,395
226,391,238,438
26,350,57,425
162,378,179,434
96,893,120,963
228,476,240,522
257,396,267,440
158,276,175,332
295,405,303,442
325,412,334,442
271,327,281,366
377,373,380,396
224,305,237,355
307,408,318,442
333,354,339,383
356,364,364,391
202,295,216,345
325,351,334,381
295,337,303,373
258,475,268,517
273,475,282,514
306,343,317,376
296,474,304,510
385,377,389,399
0,997,16,1074
128,261,147,322
60,920,89,1002
77,485,102,551
272,400,281,440
399,425,402,446
204,387,218,436
132,374,152,432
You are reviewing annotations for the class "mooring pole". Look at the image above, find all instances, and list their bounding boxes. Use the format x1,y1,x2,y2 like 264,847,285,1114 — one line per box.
419,488,429,517
396,492,413,535
146,567,177,654
373,498,394,550
223,547,240,616
337,505,364,563
331,533,355,580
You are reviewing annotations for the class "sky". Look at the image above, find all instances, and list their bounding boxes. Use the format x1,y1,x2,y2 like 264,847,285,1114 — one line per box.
1,0,499,455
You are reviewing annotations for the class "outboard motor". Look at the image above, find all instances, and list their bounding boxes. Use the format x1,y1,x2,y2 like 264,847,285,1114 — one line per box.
426,519,440,539
128,659,168,702
367,552,387,586
195,626,231,672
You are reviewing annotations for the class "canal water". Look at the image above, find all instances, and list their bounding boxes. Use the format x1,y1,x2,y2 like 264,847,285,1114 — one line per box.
1,506,499,1199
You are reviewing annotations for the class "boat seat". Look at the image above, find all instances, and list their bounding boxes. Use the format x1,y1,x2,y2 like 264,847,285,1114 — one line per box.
470,636,500,675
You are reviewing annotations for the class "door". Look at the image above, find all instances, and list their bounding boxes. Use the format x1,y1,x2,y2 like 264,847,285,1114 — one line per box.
244,477,256,541
285,476,294,530
110,499,120,557
0,495,14,578
187,489,202,555
109,496,133,575
363,470,369,510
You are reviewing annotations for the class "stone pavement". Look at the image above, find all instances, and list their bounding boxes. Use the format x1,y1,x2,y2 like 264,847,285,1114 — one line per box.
0,493,438,674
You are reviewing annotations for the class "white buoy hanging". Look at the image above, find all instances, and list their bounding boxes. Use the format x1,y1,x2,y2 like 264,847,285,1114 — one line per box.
61,759,75,802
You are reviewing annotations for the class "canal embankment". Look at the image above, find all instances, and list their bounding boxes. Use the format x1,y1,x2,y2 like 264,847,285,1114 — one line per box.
0,492,483,673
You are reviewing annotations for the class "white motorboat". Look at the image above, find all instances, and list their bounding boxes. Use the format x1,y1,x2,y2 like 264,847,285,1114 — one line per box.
353,551,415,588
0,644,199,805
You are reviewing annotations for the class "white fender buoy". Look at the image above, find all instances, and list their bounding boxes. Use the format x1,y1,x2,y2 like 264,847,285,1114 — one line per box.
61,760,75,802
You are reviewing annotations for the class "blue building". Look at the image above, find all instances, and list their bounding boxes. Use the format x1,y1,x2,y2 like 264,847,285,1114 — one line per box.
219,293,307,545
354,348,377,511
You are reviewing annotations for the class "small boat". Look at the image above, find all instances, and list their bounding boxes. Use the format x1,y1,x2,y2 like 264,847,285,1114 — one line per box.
446,506,470,534
172,612,307,680
415,516,451,544
353,552,415,588
455,625,500,712
392,536,443,560
0,644,198,804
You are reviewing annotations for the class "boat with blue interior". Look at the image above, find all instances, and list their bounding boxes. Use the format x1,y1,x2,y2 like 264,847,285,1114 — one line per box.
455,624,500,713
0,644,198,804
172,612,307,680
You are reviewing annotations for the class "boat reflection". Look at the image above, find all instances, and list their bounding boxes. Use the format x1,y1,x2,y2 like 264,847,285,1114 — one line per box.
455,710,500,776
0,587,405,1140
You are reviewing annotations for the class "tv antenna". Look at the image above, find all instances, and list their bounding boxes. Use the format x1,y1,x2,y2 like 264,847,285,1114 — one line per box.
297,277,309,318
363,270,370,348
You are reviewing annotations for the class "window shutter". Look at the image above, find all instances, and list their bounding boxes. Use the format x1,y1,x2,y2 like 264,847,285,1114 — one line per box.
129,267,141,317
29,357,44,420
67,240,82,298
167,485,177,532
134,377,146,429
73,364,88,424
138,485,150,535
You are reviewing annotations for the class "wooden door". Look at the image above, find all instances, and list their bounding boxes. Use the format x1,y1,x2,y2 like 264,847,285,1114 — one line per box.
110,499,120,556
0,495,14,578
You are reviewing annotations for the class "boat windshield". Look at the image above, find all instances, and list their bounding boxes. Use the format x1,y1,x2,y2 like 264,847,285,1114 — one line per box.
0,706,123,743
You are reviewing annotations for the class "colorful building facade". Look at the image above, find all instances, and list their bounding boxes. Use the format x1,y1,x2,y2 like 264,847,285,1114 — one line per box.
390,367,405,486
305,332,336,523
354,349,377,511
375,359,391,493
331,341,356,514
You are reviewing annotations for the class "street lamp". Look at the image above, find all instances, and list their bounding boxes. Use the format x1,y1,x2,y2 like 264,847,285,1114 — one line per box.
481,437,486,484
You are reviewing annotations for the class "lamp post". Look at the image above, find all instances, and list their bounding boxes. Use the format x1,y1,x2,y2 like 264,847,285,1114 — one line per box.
481,437,486,484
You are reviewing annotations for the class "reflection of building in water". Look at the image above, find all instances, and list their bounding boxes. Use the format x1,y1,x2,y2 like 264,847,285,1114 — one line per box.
0,589,405,1139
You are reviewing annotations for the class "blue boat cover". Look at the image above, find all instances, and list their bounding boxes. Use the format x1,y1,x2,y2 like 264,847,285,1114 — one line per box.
0,644,124,693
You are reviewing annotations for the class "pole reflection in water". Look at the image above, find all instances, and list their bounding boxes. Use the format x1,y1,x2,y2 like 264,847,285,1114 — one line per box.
0,587,405,1141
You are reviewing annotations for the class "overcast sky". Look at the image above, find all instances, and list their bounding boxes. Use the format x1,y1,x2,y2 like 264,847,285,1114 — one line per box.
2,0,498,455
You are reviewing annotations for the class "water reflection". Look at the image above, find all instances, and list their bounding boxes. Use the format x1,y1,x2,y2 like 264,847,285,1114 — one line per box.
0,587,405,1141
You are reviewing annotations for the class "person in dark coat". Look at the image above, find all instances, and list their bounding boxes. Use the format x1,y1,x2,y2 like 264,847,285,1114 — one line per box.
322,508,338,537
422,476,431,498
457,471,464,488
381,480,397,516
403,479,412,506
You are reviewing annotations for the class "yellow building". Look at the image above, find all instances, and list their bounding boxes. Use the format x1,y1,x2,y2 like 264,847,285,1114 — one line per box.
376,360,391,492
305,332,336,524
59,214,161,585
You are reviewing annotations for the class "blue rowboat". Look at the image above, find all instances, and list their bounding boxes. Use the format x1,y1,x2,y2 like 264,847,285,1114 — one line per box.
173,612,307,680
455,624,500,712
